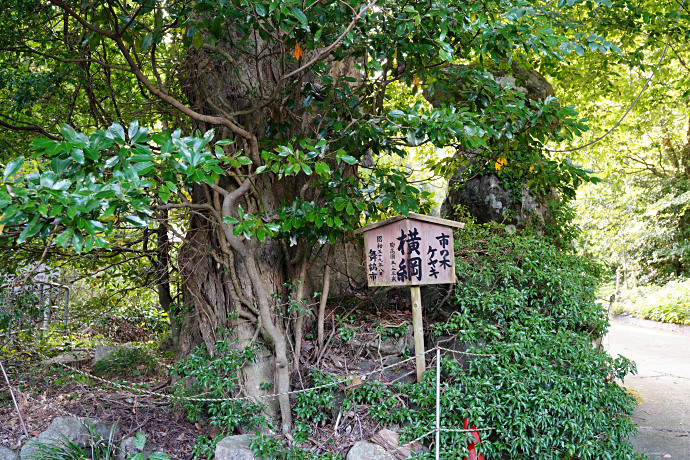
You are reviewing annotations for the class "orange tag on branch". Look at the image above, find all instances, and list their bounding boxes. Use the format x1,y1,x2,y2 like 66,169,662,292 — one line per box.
294,42,303,60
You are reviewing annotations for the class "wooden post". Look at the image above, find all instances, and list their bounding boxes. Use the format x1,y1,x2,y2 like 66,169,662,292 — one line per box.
411,286,426,382
615,268,621,293
632,269,638,291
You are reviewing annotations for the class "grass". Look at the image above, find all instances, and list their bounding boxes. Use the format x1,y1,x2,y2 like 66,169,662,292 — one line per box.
27,423,119,460
92,347,158,378
607,278,690,325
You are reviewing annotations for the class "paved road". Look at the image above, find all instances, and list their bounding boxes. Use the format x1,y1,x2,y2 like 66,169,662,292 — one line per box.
606,320,690,459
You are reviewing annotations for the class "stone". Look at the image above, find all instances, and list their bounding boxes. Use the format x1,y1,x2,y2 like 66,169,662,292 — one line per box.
94,345,126,363
117,436,153,460
370,429,424,460
20,417,118,460
0,446,17,460
346,441,395,460
370,428,399,451
40,350,91,366
440,174,555,229
349,326,414,358
214,435,258,460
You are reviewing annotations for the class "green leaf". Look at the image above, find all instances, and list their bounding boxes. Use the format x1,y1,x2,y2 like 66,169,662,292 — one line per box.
3,157,24,180
193,31,204,50
340,155,357,165
60,124,78,141
159,185,171,202
71,148,84,164
109,123,126,143
72,231,84,253
290,7,308,24
132,433,147,451
128,120,140,141
140,33,153,50
124,215,148,227
222,216,239,225
53,228,73,248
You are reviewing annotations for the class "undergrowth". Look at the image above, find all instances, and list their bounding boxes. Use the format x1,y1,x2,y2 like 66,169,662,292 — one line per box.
289,223,641,459
91,347,158,378
612,278,690,325
167,223,642,459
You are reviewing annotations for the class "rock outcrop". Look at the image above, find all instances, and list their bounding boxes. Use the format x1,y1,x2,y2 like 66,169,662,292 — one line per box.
425,61,559,228
20,417,118,460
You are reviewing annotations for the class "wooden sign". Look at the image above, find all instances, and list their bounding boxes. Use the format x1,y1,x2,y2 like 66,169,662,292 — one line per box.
356,213,465,382
356,213,464,287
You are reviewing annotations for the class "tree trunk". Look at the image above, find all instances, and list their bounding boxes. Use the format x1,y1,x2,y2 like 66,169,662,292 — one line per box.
155,210,180,349
172,20,361,434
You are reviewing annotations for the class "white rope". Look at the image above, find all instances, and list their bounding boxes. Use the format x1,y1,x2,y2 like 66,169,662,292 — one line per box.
18,341,493,403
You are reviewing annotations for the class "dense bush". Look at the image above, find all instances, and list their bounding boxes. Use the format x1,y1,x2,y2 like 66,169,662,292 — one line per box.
288,223,641,459
420,223,641,459
612,278,690,325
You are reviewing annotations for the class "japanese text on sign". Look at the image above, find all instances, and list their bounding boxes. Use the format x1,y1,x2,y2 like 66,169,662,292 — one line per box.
362,218,456,286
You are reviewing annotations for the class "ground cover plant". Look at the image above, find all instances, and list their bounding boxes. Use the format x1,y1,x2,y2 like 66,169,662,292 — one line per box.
427,223,640,458
175,222,642,459
610,278,690,325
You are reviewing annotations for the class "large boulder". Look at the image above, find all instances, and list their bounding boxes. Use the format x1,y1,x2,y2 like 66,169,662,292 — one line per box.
20,417,118,460
441,174,555,227
214,435,258,460
424,61,555,109
425,61,558,228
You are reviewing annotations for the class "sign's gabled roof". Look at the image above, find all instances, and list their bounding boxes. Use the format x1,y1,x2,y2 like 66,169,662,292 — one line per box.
354,212,465,234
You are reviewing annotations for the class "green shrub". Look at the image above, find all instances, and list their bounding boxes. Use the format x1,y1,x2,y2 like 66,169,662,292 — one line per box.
169,338,268,456
417,223,641,459
637,279,690,325
91,347,158,378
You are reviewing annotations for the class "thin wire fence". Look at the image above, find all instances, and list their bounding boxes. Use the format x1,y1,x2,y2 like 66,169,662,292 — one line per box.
2,339,494,458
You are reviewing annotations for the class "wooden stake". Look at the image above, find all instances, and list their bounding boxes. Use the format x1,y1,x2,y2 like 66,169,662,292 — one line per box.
411,286,426,382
